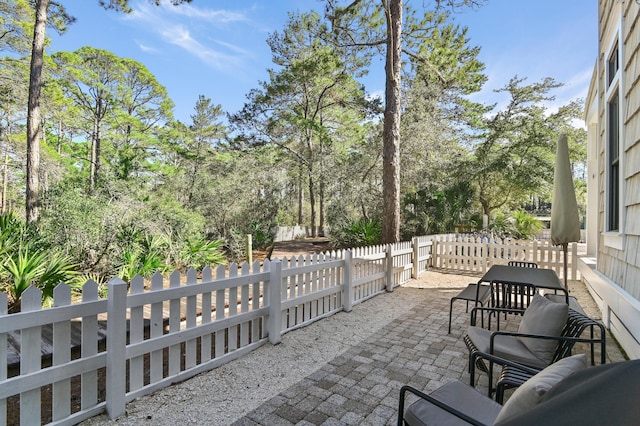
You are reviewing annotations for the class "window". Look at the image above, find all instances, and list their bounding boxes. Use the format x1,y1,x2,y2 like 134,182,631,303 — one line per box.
608,93,619,231
606,41,620,232
607,41,619,86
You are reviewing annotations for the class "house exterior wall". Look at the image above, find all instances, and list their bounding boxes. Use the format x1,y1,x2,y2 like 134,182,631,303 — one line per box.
583,0,640,359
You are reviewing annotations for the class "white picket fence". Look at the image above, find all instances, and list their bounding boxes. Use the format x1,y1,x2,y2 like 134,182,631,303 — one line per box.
0,235,576,425
431,234,578,280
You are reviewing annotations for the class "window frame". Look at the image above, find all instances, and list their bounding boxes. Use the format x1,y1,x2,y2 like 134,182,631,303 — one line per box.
603,23,624,250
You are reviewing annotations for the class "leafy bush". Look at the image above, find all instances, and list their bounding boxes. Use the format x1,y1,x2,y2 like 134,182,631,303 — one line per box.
117,232,169,281
329,218,382,248
511,210,543,240
489,212,512,239
401,181,476,238
177,237,226,270
0,241,77,312
250,221,275,250
488,210,543,240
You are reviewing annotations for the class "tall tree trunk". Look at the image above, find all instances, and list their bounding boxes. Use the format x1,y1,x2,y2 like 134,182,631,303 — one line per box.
308,166,317,238
297,165,304,225
381,0,402,243
90,116,99,192
57,119,62,155
319,178,325,237
26,0,49,223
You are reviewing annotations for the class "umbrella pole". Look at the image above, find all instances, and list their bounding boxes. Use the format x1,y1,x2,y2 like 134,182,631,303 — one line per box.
563,242,569,291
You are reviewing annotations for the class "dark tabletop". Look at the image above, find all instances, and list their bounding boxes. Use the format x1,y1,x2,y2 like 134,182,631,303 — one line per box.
480,265,564,292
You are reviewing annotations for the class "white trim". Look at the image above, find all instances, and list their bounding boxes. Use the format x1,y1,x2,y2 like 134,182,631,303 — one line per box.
579,257,640,359
603,14,625,236
603,231,624,250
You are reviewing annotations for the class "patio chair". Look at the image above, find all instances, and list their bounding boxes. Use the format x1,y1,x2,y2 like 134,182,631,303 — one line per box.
486,280,537,329
398,358,640,426
464,294,605,396
507,261,538,268
448,281,492,333
493,307,606,403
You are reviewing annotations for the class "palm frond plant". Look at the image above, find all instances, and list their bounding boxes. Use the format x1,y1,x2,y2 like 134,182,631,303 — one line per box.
1,243,77,312
71,272,108,298
178,237,226,270
511,210,543,240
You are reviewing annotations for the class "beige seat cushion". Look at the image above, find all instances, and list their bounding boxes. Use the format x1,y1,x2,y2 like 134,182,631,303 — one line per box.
493,354,587,424
516,294,568,363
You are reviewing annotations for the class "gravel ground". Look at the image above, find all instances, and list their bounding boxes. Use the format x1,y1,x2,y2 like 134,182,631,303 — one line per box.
80,270,475,425
80,269,610,425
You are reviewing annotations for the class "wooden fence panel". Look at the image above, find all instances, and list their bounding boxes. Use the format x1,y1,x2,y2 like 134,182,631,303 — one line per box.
150,273,164,384
169,271,181,376
228,264,239,352
201,266,213,363
21,287,42,425
81,281,101,411
240,263,250,348
186,268,198,369
215,265,226,359
52,284,71,422
129,276,145,393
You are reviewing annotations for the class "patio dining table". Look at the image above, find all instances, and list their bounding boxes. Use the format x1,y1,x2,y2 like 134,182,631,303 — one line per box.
479,264,569,304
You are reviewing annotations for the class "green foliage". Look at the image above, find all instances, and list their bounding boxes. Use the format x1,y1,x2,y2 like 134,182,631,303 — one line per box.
177,237,226,271
70,272,108,298
0,213,77,312
511,210,543,240
401,181,476,238
488,212,512,239
117,232,168,281
250,221,275,250
487,210,542,240
329,218,382,248
467,77,585,218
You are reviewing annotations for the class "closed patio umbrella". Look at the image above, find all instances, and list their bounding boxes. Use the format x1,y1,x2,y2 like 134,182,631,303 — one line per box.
550,134,581,289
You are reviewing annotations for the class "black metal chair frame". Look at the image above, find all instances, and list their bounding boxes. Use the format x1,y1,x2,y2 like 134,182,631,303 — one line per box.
485,280,537,329
493,308,606,403
397,353,540,425
464,306,606,398
448,281,492,333
507,261,538,268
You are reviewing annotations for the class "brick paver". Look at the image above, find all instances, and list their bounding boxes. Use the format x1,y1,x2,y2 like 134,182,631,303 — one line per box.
232,284,625,426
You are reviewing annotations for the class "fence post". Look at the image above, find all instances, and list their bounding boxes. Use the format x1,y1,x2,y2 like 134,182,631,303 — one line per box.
246,234,253,265
412,237,419,278
386,244,394,292
343,250,353,312
570,242,578,280
106,278,128,419
268,260,282,345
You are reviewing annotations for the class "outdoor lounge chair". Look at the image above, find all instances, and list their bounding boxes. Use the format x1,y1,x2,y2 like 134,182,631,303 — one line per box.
464,294,606,396
398,358,640,426
448,281,492,333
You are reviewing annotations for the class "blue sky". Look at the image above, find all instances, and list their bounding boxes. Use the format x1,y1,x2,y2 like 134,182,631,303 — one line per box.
49,0,597,123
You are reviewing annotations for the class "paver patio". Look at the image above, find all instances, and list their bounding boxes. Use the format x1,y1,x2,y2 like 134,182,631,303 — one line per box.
232,275,626,426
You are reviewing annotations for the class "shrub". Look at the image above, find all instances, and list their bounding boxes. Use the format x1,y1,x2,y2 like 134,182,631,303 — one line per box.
511,210,543,240
329,218,382,248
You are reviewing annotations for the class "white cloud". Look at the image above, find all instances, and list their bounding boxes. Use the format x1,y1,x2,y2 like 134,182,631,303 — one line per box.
161,2,249,24
137,42,160,53
124,1,252,73
160,25,241,70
